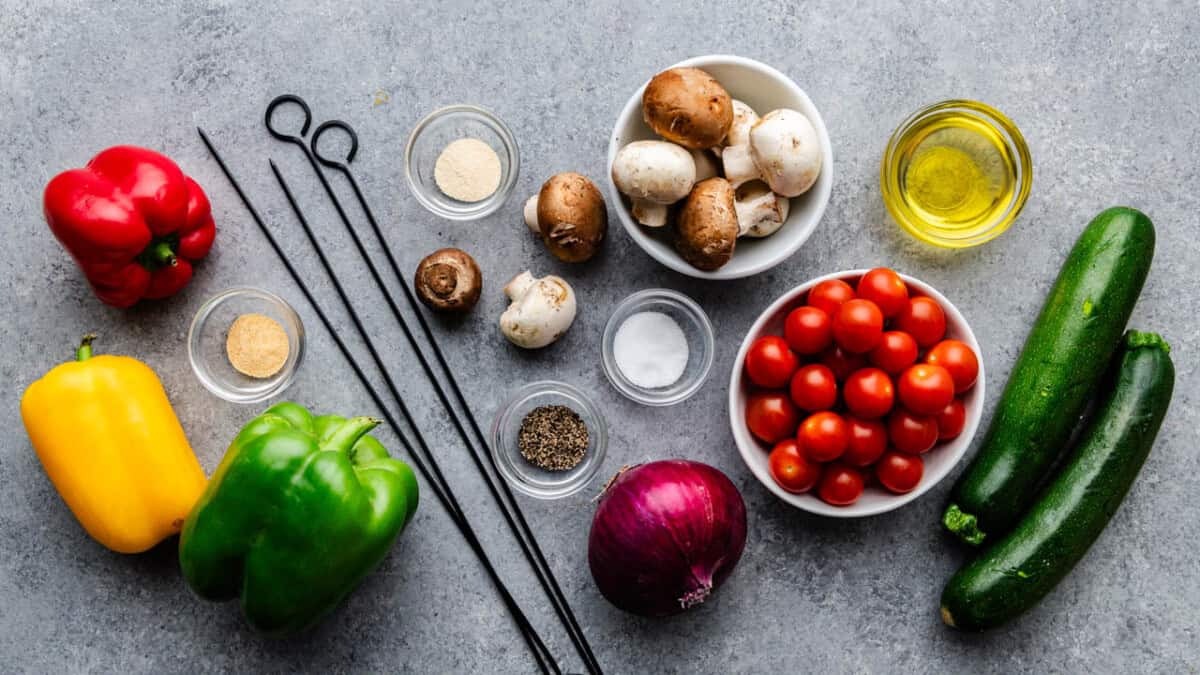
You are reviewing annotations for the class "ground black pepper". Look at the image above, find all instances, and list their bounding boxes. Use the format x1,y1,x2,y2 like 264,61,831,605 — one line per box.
518,405,589,471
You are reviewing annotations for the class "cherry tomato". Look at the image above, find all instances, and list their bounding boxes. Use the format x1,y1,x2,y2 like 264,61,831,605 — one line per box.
808,279,856,318
784,306,833,355
817,464,864,506
926,339,980,393
876,451,924,494
898,364,956,415
833,299,885,353
887,407,939,454
744,335,799,389
746,392,800,444
798,411,849,462
843,416,887,467
856,268,909,318
768,439,822,493
789,364,838,411
936,398,967,440
843,367,895,419
869,330,919,375
895,296,946,348
819,344,867,381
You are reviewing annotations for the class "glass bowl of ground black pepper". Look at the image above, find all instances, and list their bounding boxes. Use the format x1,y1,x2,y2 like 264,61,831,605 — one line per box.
491,380,607,500
188,287,305,404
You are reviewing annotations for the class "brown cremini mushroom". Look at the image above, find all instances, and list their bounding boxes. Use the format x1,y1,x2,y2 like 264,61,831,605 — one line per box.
524,172,607,263
675,177,738,271
642,68,734,150
414,248,482,313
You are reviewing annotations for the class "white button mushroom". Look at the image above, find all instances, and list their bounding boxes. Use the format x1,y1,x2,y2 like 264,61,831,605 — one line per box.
611,141,696,228
499,271,577,349
733,180,791,238
720,108,823,197
748,109,823,197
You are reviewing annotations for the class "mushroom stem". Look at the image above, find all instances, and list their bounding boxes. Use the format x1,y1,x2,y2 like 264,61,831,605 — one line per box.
721,144,759,189
504,270,537,300
631,200,669,228
523,195,541,234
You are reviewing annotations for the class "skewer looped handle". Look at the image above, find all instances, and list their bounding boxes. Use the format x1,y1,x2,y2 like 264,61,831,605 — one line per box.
311,120,359,168
264,94,312,144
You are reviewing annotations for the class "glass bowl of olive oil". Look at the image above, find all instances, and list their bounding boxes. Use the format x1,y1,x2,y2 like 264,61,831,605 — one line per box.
881,100,1031,248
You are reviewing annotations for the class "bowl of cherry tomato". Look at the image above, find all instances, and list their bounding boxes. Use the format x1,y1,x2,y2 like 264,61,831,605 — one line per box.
728,268,985,517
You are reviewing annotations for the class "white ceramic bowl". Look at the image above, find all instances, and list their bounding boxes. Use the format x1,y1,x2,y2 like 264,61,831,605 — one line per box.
728,270,986,517
607,55,834,280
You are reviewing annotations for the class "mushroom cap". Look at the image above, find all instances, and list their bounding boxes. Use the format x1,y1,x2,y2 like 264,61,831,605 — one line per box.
642,68,734,150
414,248,482,313
611,140,696,205
675,177,738,271
536,172,608,263
749,109,823,197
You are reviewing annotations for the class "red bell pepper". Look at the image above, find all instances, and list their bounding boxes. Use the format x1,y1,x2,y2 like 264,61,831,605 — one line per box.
43,146,216,308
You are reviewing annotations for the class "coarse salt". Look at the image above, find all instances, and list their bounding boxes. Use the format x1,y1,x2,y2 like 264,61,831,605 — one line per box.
613,311,688,389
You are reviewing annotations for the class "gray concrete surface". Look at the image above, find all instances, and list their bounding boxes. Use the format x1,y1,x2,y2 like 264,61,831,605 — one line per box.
1,1,1197,673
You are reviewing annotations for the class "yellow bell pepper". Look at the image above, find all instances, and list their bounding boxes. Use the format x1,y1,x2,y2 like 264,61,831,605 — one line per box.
20,334,207,553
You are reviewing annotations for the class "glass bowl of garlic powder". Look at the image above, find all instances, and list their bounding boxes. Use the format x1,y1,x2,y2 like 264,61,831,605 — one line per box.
188,287,305,404
601,289,715,406
405,104,520,220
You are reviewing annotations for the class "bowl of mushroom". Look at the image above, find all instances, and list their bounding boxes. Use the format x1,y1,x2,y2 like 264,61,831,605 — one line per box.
607,55,833,279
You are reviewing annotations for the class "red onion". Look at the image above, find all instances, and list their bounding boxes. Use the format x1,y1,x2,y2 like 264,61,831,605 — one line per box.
587,460,747,617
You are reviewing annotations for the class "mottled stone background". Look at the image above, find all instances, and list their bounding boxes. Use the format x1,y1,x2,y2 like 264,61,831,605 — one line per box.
1,1,1196,673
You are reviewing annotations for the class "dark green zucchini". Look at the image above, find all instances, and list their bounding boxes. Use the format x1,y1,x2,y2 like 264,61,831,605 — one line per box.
943,207,1155,545
941,331,1173,631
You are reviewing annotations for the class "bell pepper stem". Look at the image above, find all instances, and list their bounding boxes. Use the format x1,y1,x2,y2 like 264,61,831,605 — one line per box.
76,333,98,361
149,241,177,267
321,416,382,455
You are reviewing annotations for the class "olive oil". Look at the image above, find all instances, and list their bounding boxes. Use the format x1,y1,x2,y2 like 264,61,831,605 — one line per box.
881,101,1031,248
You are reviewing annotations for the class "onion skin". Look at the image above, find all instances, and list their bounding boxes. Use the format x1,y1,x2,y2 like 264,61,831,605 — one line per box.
587,460,748,617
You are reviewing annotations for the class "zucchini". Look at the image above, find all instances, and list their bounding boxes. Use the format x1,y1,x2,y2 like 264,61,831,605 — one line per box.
941,331,1174,631
943,207,1155,545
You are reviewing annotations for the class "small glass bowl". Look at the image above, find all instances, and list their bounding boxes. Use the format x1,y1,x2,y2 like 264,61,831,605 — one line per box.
188,287,304,404
491,381,607,500
404,104,519,221
601,289,715,406
881,99,1032,248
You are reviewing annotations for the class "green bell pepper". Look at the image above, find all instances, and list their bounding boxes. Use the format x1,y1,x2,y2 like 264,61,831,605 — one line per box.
179,402,418,636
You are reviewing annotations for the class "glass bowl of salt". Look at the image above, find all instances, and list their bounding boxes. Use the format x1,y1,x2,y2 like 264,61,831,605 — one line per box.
601,289,715,406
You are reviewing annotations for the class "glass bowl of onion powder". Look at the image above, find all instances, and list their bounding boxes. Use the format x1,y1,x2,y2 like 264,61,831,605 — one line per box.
404,104,519,220
601,289,715,406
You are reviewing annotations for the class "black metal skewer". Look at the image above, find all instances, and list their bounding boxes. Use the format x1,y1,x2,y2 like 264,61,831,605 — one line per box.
197,127,559,675
263,96,602,675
